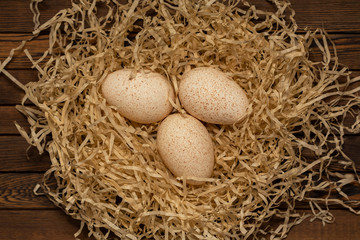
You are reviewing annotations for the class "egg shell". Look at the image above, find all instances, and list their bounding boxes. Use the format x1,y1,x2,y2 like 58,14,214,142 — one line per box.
157,113,214,185
179,67,249,125
101,69,175,124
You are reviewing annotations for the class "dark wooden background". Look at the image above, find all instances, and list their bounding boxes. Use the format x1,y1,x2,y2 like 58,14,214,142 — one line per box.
0,0,359,239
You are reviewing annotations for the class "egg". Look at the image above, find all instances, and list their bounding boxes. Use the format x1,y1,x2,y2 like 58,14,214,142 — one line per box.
157,113,214,185
101,69,175,124
179,67,249,125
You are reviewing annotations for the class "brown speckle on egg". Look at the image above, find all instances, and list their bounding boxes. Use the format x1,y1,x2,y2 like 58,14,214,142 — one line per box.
179,67,249,125
157,113,214,185
101,69,175,124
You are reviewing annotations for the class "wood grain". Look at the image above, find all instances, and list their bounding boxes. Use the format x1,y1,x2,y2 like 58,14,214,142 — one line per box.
0,134,359,172
0,0,359,239
309,34,360,69
0,69,359,106
0,0,72,33
0,173,53,209
0,136,50,172
0,34,49,70
1,33,360,70
0,106,28,135
0,70,37,105
1,171,359,211
250,0,360,33
0,133,359,173
0,210,91,240
0,209,359,240
0,0,359,33
0,105,359,135
286,210,360,240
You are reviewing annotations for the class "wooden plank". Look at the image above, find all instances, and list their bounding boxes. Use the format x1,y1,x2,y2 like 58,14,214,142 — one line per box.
0,209,358,239
0,171,358,210
0,173,54,209
292,0,360,33
250,0,360,33
0,104,359,135
0,107,357,137
0,34,49,70
0,106,29,135
309,34,360,70
1,33,360,70
0,0,360,33
0,1,358,239
0,134,359,172
286,210,360,240
0,210,92,240
0,70,37,105
0,70,359,106
0,0,72,33
0,136,50,172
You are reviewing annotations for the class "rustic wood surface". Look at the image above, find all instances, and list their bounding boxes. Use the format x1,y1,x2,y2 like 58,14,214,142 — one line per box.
0,0,359,239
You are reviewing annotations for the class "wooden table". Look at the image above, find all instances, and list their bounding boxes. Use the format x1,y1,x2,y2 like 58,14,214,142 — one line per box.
0,0,359,239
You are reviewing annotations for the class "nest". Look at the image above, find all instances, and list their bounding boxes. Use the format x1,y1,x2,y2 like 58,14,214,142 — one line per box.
2,0,360,239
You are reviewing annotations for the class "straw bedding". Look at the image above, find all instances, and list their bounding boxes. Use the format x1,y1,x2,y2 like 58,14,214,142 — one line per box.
2,0,360,239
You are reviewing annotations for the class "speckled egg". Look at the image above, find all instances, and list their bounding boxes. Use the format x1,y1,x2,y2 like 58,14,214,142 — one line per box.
179,67,249,125
101,69,175,124
157,113,214,185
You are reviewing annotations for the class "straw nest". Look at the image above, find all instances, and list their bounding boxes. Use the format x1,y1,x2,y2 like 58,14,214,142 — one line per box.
3,0,360,239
